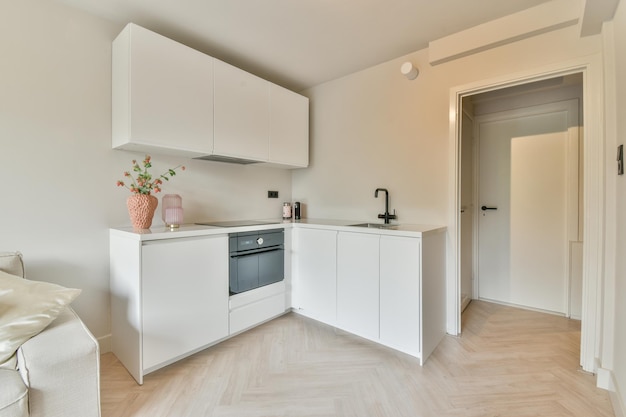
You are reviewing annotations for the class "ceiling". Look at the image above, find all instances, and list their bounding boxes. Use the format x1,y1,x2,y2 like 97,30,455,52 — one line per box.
54,0,565,91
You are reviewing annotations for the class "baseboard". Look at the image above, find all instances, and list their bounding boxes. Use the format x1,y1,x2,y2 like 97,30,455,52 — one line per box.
477,297,568,318
597,367,615,390
98,333,112,354
611,390,625,417
611,376,626,417
597,367,625,417
461,294,471,312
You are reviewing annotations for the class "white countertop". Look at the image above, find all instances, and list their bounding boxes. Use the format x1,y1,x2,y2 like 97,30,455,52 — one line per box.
110,218,446,241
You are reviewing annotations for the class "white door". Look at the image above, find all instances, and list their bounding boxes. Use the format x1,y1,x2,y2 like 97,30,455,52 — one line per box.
476,100,580,314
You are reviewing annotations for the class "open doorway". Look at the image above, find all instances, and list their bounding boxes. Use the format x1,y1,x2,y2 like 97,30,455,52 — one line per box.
459,74,584,317
447,57,605,373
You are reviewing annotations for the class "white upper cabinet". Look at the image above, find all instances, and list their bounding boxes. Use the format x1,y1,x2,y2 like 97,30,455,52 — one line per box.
213,60,270,162
269,84,309,168
112,23,308,168
112,23,214,156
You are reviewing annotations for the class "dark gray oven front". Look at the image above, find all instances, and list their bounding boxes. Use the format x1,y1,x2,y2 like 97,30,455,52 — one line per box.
229,228,284,294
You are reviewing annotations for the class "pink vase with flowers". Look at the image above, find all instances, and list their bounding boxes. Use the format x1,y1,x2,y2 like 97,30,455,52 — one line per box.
116,155,185,230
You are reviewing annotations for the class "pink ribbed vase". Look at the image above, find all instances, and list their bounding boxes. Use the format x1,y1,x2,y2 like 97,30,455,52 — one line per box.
127,194,158,229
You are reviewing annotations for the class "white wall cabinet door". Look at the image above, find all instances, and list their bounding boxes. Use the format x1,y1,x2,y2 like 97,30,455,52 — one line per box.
141,235,229,371
112,23,214,156
336,232,380,341
379,235,421,357
269,84,309,168
291,228,337,325
214,59,270,162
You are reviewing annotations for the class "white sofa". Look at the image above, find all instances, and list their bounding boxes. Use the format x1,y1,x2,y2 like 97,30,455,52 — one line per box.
0,252,101,417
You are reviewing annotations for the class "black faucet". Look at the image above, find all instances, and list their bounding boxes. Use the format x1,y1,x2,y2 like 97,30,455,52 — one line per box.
375,188,396,224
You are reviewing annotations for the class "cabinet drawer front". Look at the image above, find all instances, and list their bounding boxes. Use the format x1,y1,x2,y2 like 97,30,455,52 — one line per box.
229,293,285,335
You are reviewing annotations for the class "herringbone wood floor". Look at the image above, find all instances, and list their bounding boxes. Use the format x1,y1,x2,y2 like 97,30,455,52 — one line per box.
100,301,615,417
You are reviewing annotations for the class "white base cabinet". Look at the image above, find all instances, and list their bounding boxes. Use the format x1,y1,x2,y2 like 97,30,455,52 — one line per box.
293,227,446,365
337,232,380,341
110,233,229,384
110,223,446,384
379,236,421,357
291,228,338,325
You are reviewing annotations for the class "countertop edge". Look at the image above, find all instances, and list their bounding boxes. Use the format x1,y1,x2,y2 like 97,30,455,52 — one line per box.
109,219,447,241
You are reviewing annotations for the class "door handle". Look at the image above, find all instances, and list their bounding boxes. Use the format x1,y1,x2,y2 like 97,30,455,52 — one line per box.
481,206,498,211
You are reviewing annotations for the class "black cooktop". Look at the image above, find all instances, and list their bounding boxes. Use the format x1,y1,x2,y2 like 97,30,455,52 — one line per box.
196,220,280,228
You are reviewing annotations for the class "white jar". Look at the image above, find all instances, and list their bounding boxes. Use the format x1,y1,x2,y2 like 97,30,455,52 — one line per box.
282,202,292,220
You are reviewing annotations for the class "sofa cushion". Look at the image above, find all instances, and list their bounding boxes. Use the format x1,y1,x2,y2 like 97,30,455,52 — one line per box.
0,253,24,371
0,252,24,278
0,369,28,417
0,270,80,369
18,307,101,417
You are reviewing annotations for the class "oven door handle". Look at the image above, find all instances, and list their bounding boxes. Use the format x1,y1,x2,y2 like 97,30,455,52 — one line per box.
230,246,283,258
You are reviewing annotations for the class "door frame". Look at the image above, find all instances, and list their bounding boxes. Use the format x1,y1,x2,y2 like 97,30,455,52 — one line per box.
447,54,604,373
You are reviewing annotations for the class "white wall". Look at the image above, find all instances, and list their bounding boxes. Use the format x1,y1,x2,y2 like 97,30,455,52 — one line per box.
0,0,292,349
294,25,600,226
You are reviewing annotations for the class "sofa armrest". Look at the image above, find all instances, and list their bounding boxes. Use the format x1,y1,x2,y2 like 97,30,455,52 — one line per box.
17,307,101,417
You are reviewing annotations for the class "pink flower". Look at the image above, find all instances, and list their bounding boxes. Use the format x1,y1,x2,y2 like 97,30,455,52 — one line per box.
116,155,185,196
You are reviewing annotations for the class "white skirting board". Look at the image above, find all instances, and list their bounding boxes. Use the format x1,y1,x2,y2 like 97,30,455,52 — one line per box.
461,294,471,313
597,367,625,417
610,390,625,417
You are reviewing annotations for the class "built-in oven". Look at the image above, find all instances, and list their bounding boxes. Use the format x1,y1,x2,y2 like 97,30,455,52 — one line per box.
229,228,284,294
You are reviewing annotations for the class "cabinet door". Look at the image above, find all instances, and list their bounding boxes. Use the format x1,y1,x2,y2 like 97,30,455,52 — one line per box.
291,228,337,325
112,23,214,155
214,59,270,161
269,84,309,167
141,235,228,371
379,236,421,357
336,232,379,341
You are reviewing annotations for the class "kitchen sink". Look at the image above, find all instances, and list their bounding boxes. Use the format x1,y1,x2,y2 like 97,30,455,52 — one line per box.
349,223,398,229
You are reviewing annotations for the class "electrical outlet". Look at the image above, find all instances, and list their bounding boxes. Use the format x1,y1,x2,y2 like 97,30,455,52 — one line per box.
268,190,279,198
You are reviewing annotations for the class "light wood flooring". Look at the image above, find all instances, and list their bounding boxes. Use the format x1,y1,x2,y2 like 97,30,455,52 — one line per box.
100,301,615,417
